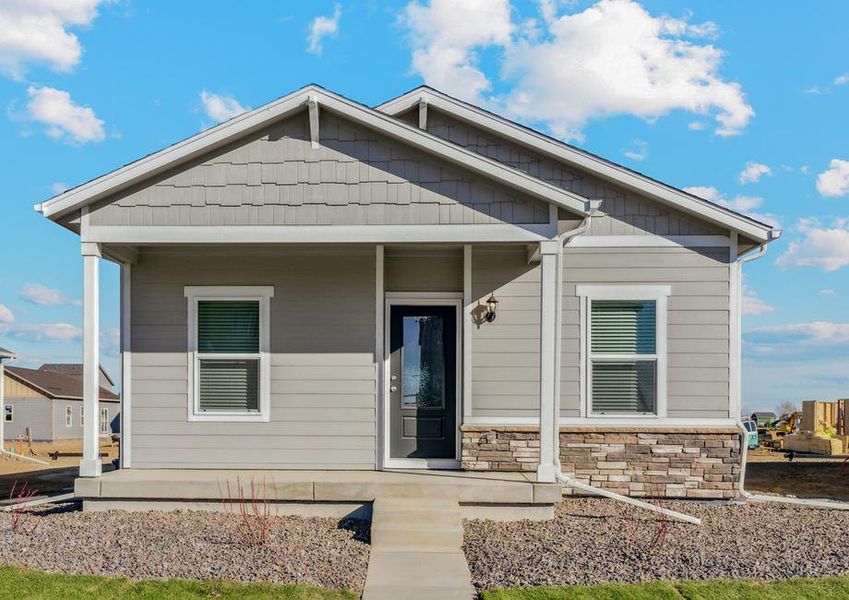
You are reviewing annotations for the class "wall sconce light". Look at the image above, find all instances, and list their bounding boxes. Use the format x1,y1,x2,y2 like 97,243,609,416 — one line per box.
484,294,499,323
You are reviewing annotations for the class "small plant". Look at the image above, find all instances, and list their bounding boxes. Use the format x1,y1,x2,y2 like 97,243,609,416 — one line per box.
643,483,669,554
217,475,277,546
9,480,40,535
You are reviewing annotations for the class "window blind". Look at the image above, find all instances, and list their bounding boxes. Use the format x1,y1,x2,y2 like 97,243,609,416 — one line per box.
197,300,260,412
198,301,259,353
590,300,657,414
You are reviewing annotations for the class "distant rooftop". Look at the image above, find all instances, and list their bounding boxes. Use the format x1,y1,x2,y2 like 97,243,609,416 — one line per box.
40,363,115,387
5,366,118,401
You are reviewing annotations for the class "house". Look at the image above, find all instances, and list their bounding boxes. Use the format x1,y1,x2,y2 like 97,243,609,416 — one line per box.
34,84,778,511
751,412,778,427
3,363,119,442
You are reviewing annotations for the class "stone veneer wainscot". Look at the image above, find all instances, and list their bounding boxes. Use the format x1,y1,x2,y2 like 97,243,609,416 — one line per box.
460,425,741,499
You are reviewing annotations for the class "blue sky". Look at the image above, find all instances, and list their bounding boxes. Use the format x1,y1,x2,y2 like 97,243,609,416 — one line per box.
1,0,848,415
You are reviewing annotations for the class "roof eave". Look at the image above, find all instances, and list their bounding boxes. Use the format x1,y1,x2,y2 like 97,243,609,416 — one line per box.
377,87,774,243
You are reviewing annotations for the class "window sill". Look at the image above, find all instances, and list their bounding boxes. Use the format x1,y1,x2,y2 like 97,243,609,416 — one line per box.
188,412,270,423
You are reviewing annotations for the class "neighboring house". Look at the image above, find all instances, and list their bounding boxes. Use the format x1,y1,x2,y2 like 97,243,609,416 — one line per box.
39,363,116,393
3,364,119,441
751,412,778,427
36,84,778,501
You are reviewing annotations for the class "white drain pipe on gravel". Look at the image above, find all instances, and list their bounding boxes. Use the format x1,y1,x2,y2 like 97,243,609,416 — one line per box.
550,202,702,526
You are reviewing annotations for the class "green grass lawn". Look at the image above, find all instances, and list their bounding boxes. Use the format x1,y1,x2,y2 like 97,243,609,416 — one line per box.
0,566,358,600
480,575,849,600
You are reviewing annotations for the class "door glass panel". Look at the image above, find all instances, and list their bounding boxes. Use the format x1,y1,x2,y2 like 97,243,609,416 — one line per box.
401,315,445,408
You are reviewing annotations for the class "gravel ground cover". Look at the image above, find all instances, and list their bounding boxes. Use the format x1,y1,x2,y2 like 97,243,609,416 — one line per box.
465,498,849,590
0,504,370,592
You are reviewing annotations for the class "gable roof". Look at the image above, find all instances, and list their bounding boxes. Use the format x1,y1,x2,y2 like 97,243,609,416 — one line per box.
0,347,14,361
39,363,115,387
36,84,592,222
377,86,778,244
5,366,119,401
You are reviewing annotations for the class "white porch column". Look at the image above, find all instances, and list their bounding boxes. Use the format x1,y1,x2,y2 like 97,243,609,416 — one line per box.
80,242,102,477
537,240,560,482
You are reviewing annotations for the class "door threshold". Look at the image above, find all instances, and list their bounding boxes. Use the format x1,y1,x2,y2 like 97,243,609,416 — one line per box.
383,458,461,470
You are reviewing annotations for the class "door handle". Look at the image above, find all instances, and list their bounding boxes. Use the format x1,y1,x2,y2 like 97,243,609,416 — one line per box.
390,385,398,392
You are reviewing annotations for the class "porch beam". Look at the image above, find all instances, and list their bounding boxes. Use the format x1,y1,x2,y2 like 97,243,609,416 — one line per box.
463,245,472,419
537,240,560,483
80,242,102,478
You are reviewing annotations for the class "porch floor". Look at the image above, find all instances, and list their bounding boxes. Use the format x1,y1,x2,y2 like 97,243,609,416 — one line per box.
75,469,561,509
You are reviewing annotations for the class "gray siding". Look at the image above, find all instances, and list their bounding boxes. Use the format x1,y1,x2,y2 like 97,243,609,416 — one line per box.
422,109,723,237
4,398,52,441
561,246,731,418
88,112,551,228
471,246,541,419
129,246,377,469
385,248,463,292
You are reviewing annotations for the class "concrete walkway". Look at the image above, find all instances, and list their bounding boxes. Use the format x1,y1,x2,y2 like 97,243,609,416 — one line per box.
363,496,477,599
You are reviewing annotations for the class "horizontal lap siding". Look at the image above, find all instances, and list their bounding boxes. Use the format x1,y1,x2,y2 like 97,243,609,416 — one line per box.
561,246,731,418
130,247,376,469
471,246,541,419
3,398,52,441
88,113,550,227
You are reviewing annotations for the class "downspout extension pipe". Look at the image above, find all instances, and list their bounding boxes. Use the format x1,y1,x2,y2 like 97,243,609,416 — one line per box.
549,200,702,526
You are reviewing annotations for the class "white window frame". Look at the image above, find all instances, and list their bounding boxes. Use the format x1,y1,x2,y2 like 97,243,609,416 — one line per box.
184,285,274,422
100,407,109,434
80,405,84,427
4,404,12,423
65,405,73,427
576,284,670,419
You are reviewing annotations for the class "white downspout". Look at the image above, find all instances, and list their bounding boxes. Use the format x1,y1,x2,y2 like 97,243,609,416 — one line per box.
550,201,702,526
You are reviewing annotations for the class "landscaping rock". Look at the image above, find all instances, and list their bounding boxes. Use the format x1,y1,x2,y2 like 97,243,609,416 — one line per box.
0,504,370,592
464,498,849,589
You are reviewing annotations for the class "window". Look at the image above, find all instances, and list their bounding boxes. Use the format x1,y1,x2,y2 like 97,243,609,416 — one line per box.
577,285,670,417
100,408,109,434
4,405,11,423
65,405,73,427
80,405,84,427
185,286,273,422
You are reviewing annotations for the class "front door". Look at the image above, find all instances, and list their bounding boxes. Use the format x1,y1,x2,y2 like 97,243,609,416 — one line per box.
389,305,457,460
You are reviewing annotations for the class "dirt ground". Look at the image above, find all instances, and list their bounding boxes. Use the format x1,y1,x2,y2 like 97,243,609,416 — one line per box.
0,439,117,475
745,446,849,500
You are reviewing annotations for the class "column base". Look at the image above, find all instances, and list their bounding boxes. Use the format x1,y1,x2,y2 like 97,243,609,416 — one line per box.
79,458,102,478
536,463,557,483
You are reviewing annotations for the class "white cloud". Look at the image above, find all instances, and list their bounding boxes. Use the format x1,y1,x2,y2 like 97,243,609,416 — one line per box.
503,0,752,140
199,91,248,124
101,326,120,356
0,0,109,79
26,86,105,143
623,138,648,161
748,321,849,346
50,182,67,194
819,289,837,296
0,304,14,324
742,284,774,316
402,0,512,101
8,322,82,342
775,218,849,272
307,3,342,55
816,159,849,198
804,73,849,95
688,121,706,131
21,283,80,306
683,185,779,228
738,161,771,185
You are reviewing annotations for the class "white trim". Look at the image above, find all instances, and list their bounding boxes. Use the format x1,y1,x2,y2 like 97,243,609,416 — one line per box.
183,286,274,423
418,99,427,130
537,245,558,482
576,285,671,418
462,245,472,420
80,247,101,477
83,224,553,245
80,405,84,427
377,87,773,242
120,262,132,468
383,295,463,469
729,233,741,419
307,95,320,150
39,85,591,220
568,235,730,248
99,407,109,435
374,245,384,469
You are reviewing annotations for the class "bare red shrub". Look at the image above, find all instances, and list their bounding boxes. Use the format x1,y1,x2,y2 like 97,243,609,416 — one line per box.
217,475,277,546
9,480,40,535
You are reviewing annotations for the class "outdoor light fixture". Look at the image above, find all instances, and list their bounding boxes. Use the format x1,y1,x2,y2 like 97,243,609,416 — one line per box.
484,294,499,323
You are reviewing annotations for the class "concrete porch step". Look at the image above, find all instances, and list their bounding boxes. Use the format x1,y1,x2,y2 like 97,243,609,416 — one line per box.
363,496,477,599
